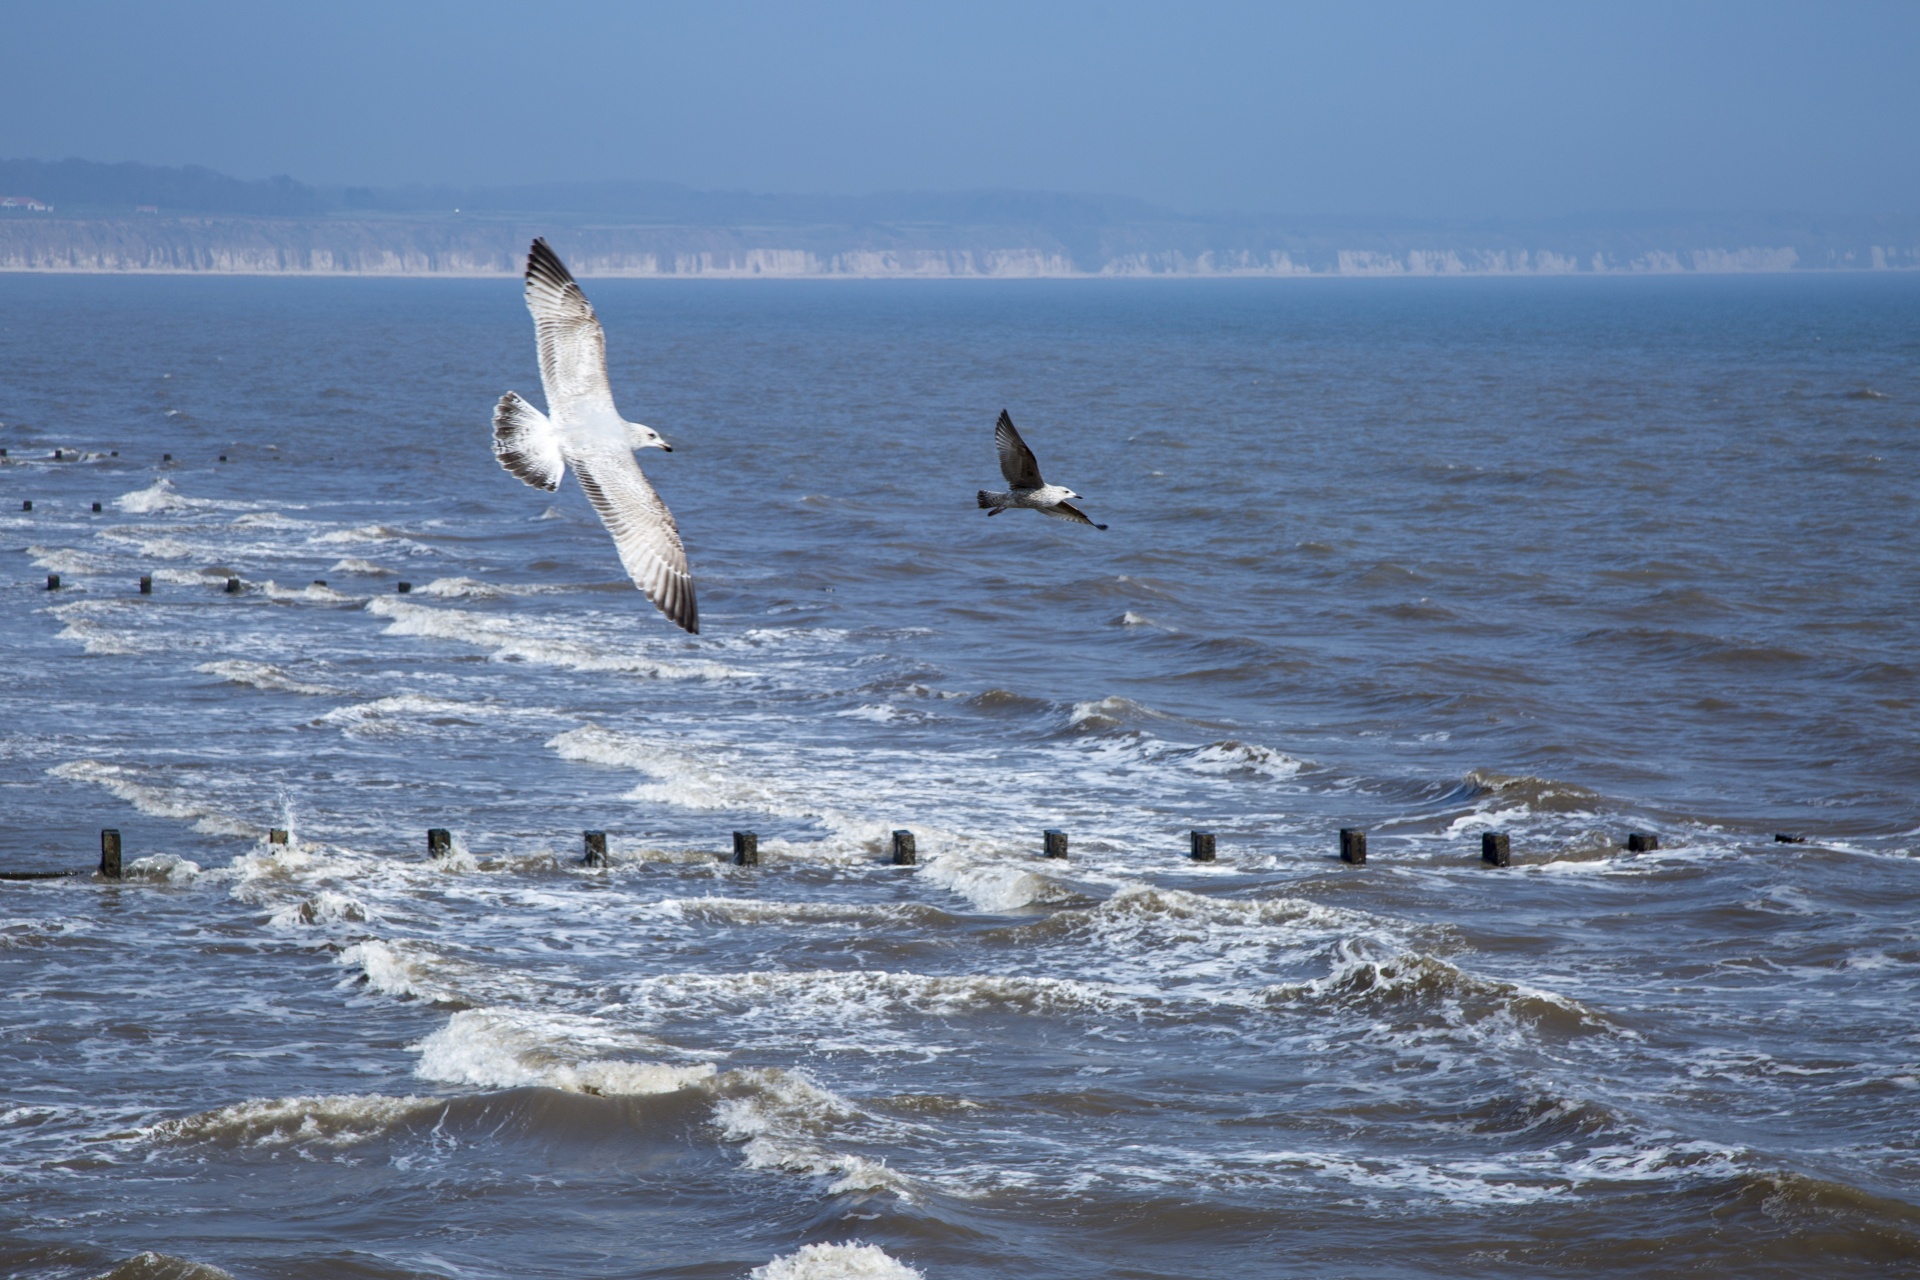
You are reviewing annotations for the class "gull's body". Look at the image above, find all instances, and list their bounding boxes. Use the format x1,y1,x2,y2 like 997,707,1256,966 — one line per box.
976,410,1107,530
493,238,698,633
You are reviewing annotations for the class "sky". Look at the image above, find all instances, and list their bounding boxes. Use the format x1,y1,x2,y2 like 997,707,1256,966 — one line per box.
3,0,1916,218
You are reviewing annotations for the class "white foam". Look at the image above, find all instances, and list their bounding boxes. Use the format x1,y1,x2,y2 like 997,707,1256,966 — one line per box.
48,759,258,838
835,704,902,723
328,557,389,575
27,545,116,575
269,890,375,928
314,523,408,545
50,602,146,656
414,576,564,599
123,854,202,884
197,660,350,697
116,478,214,514
915,849,1053,912
750,1243,924,1280
338,939,456,1002
368,599,746,681
262,580,362,604
319,694,516,738
715,1068,912,1197
141,1093,438,1150
413,1008,715,1096
547,726,867,850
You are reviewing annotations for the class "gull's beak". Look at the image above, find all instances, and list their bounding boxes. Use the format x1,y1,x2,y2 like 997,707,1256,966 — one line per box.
659,442,673,452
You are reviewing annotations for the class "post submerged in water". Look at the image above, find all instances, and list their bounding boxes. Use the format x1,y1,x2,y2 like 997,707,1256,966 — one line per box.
733,830,759,866
396,582,411,594
891,829,916,865
1481,832,1511,866
1189,830,1216,862
91,501,102,513
1340,828,1367,864
269,829,289,846
583,830,607,867
45,574,59,591
1626,832,1659,852
1774,832,1806,844
19,499,30,511
1043,829,1068,859
427,828,452,858
139,575,152,594
99,829,122,879
224,577,240,594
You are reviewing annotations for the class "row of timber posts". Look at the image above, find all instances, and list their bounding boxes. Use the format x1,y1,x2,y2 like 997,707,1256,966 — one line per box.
13,825,1814,883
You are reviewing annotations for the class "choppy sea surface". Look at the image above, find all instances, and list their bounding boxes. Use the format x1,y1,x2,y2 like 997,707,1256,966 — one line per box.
2,273,1917,1280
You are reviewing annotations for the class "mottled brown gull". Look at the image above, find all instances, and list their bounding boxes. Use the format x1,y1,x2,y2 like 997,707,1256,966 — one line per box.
976,409,1107,530
492,238,698,633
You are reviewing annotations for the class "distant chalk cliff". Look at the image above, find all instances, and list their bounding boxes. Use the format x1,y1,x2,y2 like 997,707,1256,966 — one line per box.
0,212,1913,278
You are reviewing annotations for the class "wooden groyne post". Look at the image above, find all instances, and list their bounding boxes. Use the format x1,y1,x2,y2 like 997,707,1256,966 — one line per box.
1481,832,1511,866
427,828,452,858
1189,830,1216,862
99,829,122,879
583,830,607,867
1626,832,1659,852
1043,829,1068,859
733,830,759,866
1340,828,1367,864
891,830,916,865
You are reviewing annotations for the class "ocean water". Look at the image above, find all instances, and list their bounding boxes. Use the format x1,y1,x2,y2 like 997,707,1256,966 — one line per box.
1,272,1917,1280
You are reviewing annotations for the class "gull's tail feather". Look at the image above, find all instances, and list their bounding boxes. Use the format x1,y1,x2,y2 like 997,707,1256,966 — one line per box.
493,391,565,492
977,490,999,509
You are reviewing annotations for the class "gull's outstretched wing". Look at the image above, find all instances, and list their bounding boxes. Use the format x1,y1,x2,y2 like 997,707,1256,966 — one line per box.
1041,500,1107,530
525,239,618,421
568,445,699,634
995,410,1045,489
492,391,566,491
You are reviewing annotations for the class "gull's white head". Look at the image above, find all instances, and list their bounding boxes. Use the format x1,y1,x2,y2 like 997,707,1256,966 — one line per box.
626,421,672,452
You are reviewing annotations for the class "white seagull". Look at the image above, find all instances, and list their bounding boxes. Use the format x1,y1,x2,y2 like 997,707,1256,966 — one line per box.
493,238,698,633
976,410,1107,529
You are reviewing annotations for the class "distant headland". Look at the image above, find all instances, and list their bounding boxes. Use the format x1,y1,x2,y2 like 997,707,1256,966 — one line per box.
2,157,1914,279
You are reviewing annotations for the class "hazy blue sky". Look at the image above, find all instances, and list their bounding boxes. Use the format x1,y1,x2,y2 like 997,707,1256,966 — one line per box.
3,0,1915,217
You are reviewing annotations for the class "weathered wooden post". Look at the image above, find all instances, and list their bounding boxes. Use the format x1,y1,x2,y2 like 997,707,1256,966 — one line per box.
891,830,916,865
583,830,607,866
224,577,241,594
1774,832,1806,844
1043,829,1068,859
396,582,412,594
427,828,452,858
91,502,102,513
18,500,28,511
99,829,122,879
1481,832,1511,866
45,574,59,591
162,453,172,461
1626,832,1658,852
1340,828,1367,864
139,575,152,594
268,829,289,846
733,831,759,866
1189,830,1216,862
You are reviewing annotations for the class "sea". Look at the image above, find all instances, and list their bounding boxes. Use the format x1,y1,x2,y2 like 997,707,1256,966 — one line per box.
1,270,1916,1280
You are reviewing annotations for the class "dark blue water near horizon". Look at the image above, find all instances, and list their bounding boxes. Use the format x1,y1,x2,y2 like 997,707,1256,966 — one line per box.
2,272,1917,1280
